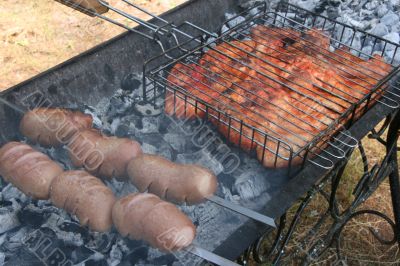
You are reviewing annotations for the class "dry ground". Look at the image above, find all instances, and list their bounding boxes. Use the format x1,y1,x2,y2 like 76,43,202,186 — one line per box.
0,0,185,90
1,0,399,265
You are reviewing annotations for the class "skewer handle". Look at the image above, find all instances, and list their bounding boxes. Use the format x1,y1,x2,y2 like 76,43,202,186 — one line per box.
55,0,109,16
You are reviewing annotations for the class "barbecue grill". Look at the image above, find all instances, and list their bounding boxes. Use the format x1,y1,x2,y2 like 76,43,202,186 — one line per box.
0,0,400,265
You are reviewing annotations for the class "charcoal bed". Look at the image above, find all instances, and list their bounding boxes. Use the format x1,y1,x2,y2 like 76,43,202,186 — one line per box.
0,0,400,265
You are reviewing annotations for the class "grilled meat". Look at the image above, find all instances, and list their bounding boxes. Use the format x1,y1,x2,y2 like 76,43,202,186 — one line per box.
165,25,392,168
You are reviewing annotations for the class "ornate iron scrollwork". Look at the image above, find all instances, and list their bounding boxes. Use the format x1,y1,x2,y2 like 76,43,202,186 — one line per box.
249,113,400,265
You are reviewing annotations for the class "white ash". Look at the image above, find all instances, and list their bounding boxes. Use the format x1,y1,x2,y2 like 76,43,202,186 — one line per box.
105,179,138,198
0,199,21,234
234,170,271,200
0,250,4,265
163,133,187,153
110,117,121,135
108,242,124,266
300,0,400,63
221,24,230,34
140,142,173,160
141,142,159,154
234,0,398,64
292,0,321,11
176,149,224,175
370,23,389,37
384,32,400,51
225,12,247,28
84,108,103,128
41,213,85,246
2,227,29,253
0,233,7,247
221,185,241,203
138,117,160,134
1,183,28,203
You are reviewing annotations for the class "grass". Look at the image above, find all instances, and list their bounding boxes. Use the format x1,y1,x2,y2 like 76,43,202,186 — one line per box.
1,1,400,265
259,127,400,265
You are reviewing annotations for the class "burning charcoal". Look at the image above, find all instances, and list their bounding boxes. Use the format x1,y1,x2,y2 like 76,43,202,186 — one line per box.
326,6,339,19
176,149,224,176
385,49,400,64
86,257,108,266
139,133,175,160
39,215,85,247
381,12,400,27
0,200,12,208
120,246,148,266
3,246,43,266
70,246,96,264
105,179,137,198
149,253,176,265
220,185,241,203
134,102,163,117
0,199,20,234
86,232,116,254
116,114,143,136
59,221,89,239
376,4,389,17
369,23,389,37
0,231,7,246
0,253,4,265
1,183,28,204
225,13,246,28
162,133,188,153
140,142,159,155
17,204,50,228
54,228,84,247
138,116,161,134
221,24,229,34
84,108,103,129
233,170,270,200
108,243,123,266
238,0,265,9
189,201,241,250
165,116,204,137
106,91,135,119
109,117,122,135
361,45,373,57
146,248,173,264
20,227,74,266
45,147,74,170
121,73,142,93
2,227,29,253
383,32,400,51
293,0,319,11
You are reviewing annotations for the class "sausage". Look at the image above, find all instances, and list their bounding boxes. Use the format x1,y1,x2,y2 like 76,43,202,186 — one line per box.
0,142,63,199
50,170,116,232
112,193,196,251
20,107,93,147
67,129,142,179
127,154,218,205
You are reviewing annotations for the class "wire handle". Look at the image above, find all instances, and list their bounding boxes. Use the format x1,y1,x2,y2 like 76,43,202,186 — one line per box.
54,0,200,51
55,0,109,16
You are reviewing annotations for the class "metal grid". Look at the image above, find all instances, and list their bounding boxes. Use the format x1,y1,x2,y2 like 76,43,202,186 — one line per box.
143,2,400,173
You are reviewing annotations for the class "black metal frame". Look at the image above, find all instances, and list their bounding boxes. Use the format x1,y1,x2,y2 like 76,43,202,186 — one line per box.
237,108,400,264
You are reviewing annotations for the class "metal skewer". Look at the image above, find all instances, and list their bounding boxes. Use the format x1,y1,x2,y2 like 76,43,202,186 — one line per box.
186,244,241,266
208,195,276,227
0,93,274,265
